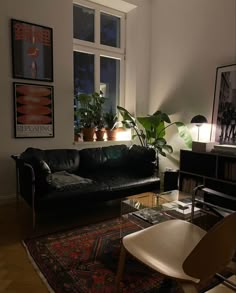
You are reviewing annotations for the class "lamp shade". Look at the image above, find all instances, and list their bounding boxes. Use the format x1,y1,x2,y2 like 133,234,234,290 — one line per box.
190,115,208,125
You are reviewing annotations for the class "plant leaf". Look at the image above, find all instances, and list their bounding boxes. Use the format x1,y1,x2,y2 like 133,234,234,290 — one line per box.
117,106,136,124
175,122,192,148
162,144,173,153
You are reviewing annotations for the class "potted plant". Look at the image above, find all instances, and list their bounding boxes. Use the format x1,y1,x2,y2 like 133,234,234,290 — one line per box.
104,110,118,141
117,106,192,168
93,93,106,141
75,93,96,141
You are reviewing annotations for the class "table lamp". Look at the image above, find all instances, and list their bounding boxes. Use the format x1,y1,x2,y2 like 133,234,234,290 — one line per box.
190,115,208,141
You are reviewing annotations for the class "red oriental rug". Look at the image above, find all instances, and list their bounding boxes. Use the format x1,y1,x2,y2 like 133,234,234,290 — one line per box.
23,218,229,293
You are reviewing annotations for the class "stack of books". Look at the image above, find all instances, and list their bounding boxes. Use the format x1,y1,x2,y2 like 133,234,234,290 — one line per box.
165,198,201,220
167,205,200,220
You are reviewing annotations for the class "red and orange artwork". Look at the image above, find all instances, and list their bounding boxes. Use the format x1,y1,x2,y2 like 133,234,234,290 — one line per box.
11,19,53,81
14,83,54,138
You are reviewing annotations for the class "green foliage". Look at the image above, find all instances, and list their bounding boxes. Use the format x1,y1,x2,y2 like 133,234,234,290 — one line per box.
74,125,81,135
117,106,192,157
103,109,118,130
75,92,106,128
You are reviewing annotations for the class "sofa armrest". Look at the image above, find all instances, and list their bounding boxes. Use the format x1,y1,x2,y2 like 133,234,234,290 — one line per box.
11,154,36,206
19,161,36,206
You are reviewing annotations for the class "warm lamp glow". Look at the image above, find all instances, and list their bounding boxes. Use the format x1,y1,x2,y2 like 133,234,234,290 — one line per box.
116,128,132,141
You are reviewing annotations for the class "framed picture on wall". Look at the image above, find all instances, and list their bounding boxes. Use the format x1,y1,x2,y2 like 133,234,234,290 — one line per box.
13,82,54,138
11,19,53,82
211,64,236,145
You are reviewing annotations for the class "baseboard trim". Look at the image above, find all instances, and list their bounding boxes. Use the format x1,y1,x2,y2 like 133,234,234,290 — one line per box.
0,194,17,205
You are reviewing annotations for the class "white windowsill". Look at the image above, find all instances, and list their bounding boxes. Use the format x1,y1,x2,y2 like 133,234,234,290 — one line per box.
72,140,133,148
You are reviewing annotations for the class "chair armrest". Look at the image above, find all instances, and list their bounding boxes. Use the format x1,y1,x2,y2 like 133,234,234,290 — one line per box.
191,185,235,222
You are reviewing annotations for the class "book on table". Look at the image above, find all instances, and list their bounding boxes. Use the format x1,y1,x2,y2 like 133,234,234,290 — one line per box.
161,197,201,220
166,205,201,220
132,208,171,225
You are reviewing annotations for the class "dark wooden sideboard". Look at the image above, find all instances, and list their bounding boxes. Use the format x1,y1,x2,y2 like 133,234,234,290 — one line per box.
179,150,236,211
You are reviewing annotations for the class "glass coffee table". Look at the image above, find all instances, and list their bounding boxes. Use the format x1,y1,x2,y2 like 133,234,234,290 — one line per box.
120,190,203,237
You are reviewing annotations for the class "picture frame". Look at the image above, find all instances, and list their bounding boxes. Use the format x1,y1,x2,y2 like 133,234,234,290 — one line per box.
11,19,53,82
13,82,54,138
211,64,236,144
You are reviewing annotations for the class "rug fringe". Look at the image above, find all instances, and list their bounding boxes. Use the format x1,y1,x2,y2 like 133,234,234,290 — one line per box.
22,240,55,293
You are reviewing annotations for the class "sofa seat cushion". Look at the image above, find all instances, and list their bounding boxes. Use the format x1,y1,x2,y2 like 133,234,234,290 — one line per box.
89,171,159,192
47,171,93,190
36,171,109,202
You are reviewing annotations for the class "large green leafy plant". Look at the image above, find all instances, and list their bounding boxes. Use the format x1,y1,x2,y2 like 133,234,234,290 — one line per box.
117,106,192,157
75,92,105,128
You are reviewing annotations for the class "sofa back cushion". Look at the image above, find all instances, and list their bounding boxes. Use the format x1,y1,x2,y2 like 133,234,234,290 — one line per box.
79,145,129,173
128,145,156,175
44,149,80,173
103,145,128,168
20,148,80,174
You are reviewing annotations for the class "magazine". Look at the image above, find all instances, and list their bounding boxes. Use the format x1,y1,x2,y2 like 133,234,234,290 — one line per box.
132,208,171,224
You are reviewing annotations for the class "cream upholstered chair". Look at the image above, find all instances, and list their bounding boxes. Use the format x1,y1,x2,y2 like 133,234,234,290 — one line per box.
115,213,236,293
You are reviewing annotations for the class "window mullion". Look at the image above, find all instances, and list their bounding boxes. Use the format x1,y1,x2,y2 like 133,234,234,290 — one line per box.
119,56,125,107
95,8,100,45
95,52,100,93
94,7,100,93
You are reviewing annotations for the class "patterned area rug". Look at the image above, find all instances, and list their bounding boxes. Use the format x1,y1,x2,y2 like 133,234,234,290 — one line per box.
23,218,229,292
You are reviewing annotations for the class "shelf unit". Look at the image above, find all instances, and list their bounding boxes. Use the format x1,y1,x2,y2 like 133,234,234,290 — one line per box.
179,150,236,210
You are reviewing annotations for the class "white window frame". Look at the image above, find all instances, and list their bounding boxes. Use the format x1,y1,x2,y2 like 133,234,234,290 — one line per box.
73,0,126,107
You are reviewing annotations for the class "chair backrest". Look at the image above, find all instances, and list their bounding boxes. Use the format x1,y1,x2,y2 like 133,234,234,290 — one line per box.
183,212,236,281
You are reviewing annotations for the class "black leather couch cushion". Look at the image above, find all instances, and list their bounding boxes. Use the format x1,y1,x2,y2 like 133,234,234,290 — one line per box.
20,148,80,174
128,145,156,175
90,170,158,192
78,144,128,173
79,147,105,171
46,171,93,191
44,149,80,173
103,145,128,168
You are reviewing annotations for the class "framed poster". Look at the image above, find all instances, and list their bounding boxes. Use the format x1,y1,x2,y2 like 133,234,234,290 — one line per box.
211,64,236,144
11,19,53,82
13,82,54,138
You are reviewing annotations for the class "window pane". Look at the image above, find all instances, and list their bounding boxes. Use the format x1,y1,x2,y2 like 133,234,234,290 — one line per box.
73,5,94,42
74,51,94,95
100,56,120,113
100,13,120,48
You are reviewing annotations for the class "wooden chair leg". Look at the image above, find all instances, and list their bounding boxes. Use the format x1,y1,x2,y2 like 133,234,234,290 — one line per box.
115,244,127,292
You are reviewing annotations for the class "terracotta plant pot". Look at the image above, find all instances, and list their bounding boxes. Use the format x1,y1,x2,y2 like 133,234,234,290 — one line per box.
106,129,117,141
74,134,80,142
95,129,106,141
82,128,95,141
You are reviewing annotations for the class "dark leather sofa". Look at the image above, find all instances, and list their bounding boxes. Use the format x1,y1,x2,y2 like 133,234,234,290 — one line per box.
13,144,160,227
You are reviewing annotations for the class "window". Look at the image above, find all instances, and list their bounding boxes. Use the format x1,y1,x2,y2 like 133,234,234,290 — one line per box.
73,0,125,128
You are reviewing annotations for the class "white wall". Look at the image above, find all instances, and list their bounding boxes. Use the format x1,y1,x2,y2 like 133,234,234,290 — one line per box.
149,0,236,171
0,0,150,201
123,0,152,115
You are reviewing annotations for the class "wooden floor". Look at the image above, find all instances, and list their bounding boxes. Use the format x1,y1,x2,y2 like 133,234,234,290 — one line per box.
0,199,235,292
